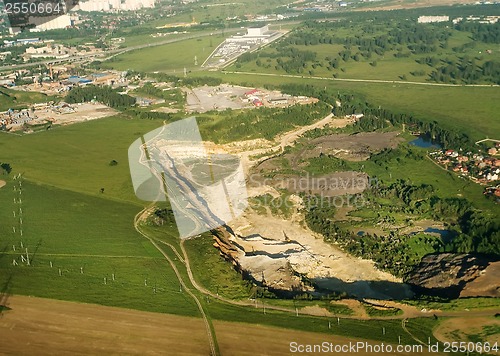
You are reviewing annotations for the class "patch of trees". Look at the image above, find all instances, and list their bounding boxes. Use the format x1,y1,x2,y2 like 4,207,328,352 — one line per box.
456,22,500,44
199,102,331,143
66,86,135,109
0,163,12,175
151,208,175,226
126,109,173,121
277,83,474,150
429,58,500,85
331,95,474,150
151,73,222,87
451,211,500,255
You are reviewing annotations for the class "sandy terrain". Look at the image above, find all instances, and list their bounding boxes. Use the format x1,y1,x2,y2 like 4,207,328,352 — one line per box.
0,180,5,189
0,295,209,355
460,262,500,298
209,113,414,299
298,131,403,162
32,103,118,127
229,212,413,300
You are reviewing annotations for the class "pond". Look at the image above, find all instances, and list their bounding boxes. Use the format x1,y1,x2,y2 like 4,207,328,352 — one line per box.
409,135,442,149
423,227,450,237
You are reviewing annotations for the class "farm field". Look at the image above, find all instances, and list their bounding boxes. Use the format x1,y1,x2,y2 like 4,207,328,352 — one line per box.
0,295,444,356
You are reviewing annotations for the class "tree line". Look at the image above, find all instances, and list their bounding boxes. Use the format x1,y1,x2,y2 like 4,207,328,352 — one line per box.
66,86,136,109
277,83,474,150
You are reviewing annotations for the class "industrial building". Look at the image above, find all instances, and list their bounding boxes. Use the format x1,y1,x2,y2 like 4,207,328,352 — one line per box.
417,16,450,24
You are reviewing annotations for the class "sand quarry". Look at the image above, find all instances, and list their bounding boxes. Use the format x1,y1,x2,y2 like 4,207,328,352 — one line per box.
208,114,413,299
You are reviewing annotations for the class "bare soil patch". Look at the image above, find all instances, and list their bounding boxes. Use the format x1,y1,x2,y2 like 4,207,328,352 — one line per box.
228,212,413,300
0,180,6,189
0,295,209,355
460,262,500,298
297,131,403,162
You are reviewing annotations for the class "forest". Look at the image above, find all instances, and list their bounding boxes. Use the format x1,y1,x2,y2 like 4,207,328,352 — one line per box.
65,86,136,109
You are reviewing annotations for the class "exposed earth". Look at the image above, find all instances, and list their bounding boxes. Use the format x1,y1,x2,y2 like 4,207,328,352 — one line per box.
0,295,439,356
0,180,5,189
405,254,500,298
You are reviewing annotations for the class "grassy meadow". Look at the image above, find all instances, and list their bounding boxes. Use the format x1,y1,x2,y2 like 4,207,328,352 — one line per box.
102,36,226,73
202,71,500,142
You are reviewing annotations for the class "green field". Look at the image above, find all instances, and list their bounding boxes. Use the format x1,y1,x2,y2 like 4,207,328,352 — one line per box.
203,71,500,141
102,36,226,73
0,88,55,111
0,116,162,202
0,179,199,316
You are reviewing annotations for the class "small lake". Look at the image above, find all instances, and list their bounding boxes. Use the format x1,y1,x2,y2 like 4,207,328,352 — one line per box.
423,227,450,237
409,135,442,149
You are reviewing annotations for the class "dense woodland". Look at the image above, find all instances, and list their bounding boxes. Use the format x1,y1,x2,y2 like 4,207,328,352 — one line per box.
66,86,136,109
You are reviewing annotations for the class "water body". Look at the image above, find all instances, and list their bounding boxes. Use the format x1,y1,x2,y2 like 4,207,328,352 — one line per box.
423,227,450,237
409,135,442,149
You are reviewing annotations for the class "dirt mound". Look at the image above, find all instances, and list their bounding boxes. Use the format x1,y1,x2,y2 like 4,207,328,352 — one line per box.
405,254,496,298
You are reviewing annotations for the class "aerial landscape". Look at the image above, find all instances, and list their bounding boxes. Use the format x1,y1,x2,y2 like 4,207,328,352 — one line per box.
0,0,499,355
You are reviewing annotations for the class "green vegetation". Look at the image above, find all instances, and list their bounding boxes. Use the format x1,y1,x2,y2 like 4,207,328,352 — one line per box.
183,234,254,300
404,297,500,311
364,304,403,317
249,192,294,219
196,101,331,143
0,116,162,202
102,36,225,72
210,71,500,142
264,298,354,316
66,86,136,109
305,168,499,277
0,88,55,111
0,180,199,316
132,83,186,109
207,298,438,344
233,16,500,84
